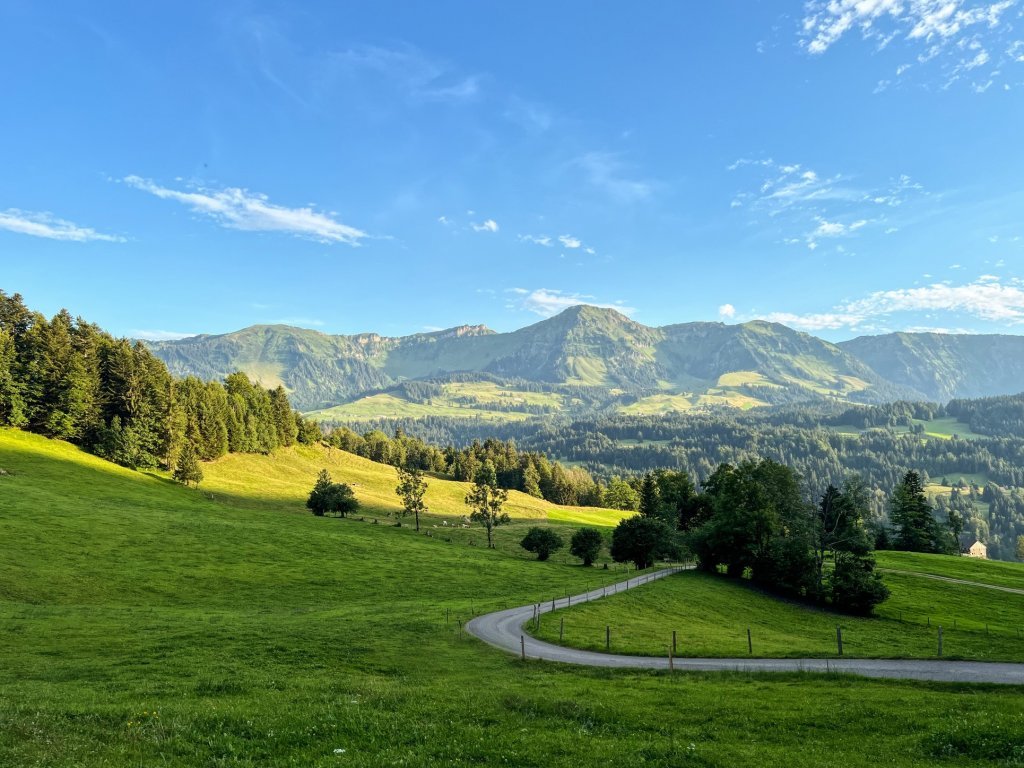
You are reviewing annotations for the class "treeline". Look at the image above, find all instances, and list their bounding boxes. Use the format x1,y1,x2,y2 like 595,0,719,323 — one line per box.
0,291,320,472
947,393,1024,437
688,462,889,614
518,414,1024,492
324,427,605,506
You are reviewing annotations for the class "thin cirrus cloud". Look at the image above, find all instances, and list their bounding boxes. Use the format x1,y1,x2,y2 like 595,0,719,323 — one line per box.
0,208,125,243
328,44,483,104
729,159,924,250
800,0,1021,90
123,176,368,245
130,329,197,341
758,275,1024,331
574,151,653,203
507,287,636,318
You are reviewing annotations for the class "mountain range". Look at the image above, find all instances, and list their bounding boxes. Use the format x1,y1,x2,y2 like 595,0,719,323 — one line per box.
146,305,1024,419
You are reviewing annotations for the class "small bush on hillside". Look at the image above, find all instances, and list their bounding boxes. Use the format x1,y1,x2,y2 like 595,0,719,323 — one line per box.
570,528,603,566
520,527,564,561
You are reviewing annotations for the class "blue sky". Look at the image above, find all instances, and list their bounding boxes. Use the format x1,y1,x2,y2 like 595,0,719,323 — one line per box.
2,1,1023,341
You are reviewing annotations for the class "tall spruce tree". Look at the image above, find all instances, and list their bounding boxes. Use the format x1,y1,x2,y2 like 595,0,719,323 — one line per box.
890,470,941,553
173,442,204,487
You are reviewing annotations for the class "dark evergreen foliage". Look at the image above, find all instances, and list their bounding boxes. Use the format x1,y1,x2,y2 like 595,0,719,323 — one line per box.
0,291,323,474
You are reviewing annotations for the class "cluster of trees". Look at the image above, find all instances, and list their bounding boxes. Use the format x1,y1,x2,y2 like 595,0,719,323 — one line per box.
886,470,963,554
682,461,889,614
0,292,322,478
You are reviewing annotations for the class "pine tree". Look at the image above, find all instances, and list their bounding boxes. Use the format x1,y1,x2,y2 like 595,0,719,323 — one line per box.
307,469,334,516
0,328,27,426
890,470,941,553
173,442,204,487
522,460,542,498
638,473,661,518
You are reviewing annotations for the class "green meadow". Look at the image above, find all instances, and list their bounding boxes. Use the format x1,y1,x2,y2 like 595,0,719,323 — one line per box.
2,428,1024,767
532,568,1024,662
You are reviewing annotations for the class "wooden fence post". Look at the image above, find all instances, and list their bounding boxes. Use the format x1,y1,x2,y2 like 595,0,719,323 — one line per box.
521,635,526,660
672,630,677,656
747,628,752,655
836,626,843,656
606,625,610,650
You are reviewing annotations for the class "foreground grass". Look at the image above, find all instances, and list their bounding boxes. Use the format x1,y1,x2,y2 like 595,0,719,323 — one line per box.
2,428,1024,767
533,570,1024,661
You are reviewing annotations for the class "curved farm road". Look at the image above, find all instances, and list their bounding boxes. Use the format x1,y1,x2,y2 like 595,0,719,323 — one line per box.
465,567,1024,685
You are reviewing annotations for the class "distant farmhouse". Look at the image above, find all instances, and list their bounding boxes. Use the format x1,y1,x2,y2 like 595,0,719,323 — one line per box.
966,540,988,560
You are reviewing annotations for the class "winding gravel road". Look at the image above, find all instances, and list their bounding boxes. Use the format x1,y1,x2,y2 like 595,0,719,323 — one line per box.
465,567,1024,685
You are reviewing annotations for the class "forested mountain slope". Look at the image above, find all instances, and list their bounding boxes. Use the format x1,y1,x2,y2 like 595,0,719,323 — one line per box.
144,305,1021,415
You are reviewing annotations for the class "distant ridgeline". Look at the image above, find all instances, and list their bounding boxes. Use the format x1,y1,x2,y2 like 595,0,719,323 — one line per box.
145,305,1024,418
0,291,323,472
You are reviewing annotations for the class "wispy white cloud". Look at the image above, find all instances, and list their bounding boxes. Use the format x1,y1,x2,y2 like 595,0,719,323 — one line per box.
124,176,367,244
520,232,598,255
719,304,737,319
131,329,196,341
471,218,499,233
504,96,553,133
758,275,1024,330
729,159,925,250
575,152,653,203
508,288,636,318
800,0,1021,89
328,44,483,103
0,208,125,243
519,234,552,246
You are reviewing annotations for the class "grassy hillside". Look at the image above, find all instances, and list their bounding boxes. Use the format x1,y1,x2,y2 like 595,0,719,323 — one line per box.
534,568,1024,661
198,439,628,559
3,428,1024,767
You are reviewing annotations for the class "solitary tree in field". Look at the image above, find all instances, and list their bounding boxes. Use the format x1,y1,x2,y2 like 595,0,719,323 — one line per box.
307,469,359,518
307,469,334,516
520,527,564,561
173,442,203,488
465,460,510,548
396,466,429,531
610,516,677,569
570,527,603,566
